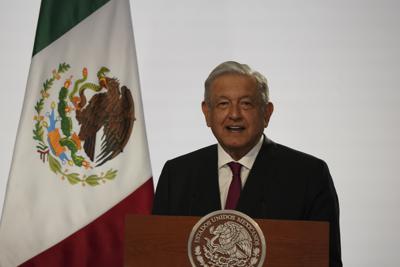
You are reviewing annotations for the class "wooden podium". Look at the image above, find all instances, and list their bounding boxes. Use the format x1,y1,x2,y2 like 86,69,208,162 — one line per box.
124,215,328,267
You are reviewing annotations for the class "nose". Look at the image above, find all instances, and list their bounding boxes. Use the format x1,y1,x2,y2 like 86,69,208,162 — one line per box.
228,103,242,120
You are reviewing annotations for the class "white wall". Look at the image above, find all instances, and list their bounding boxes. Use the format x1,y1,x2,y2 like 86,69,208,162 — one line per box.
1,0,399,266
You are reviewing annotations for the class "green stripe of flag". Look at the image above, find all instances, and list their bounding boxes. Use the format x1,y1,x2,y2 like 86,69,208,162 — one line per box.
33,0,110,56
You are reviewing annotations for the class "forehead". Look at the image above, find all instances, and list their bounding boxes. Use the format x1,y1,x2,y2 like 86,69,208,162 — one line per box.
209,74,258,98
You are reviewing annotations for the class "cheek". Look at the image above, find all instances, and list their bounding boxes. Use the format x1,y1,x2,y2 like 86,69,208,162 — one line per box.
246,111,266,128
210,111,227,124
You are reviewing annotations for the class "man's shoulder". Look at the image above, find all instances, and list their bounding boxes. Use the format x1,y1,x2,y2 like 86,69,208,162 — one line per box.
267,140,327,167
263,141,332,186
166,144,217,164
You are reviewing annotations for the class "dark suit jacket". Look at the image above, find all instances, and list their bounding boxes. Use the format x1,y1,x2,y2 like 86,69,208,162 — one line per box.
153,138,342,266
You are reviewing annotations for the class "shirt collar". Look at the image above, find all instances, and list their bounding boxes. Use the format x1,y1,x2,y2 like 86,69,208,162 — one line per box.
218,135,264,170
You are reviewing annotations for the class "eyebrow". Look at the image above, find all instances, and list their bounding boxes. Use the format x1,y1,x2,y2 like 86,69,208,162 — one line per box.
214,95,254,100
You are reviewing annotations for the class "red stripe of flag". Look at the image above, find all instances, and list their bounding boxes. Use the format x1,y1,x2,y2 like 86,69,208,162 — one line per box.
20,178,154,267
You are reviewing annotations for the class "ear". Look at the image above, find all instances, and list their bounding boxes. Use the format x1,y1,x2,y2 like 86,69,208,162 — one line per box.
201,101,211,127
263,102,274,128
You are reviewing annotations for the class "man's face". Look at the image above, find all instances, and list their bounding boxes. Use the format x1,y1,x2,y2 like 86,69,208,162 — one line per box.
202,74,274,160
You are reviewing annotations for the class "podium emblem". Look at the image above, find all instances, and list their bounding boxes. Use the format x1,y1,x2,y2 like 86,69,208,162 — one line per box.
188,210,266,267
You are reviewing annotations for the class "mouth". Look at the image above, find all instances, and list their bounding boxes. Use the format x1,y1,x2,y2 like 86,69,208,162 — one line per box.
225,125,245,133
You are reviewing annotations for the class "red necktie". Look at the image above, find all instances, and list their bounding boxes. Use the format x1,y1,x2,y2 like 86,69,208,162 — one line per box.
225,162,242,210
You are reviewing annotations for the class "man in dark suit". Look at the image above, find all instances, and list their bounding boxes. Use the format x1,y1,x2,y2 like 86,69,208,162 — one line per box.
153,61,342,266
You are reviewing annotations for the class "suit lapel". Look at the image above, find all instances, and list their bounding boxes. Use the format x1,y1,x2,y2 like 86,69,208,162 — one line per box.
237,138,278,218
189,145,221,215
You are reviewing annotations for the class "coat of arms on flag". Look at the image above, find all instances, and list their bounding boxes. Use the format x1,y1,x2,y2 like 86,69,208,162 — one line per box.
33,64,136,186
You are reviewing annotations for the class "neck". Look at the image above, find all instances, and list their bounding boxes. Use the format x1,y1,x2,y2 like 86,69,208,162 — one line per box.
222,136,264,161
223,147,251,161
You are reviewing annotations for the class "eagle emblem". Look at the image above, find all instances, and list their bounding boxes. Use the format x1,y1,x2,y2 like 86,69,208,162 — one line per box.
188,210,266,267
206,221,253,261
32,63,135,186
74,67,135,166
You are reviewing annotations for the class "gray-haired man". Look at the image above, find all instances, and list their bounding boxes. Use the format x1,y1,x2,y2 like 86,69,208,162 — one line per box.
153,61,342,266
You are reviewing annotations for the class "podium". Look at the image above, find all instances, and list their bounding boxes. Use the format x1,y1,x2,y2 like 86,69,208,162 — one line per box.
124,215,328,267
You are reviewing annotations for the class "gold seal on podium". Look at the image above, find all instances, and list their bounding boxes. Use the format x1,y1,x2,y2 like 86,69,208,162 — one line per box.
188,210,266,267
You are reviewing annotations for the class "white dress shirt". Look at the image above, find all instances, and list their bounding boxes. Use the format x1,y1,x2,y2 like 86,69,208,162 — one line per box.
218,136,264,209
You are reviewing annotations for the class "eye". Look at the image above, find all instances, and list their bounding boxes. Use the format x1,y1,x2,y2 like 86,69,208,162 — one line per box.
240,100,254,109
216,101,229,108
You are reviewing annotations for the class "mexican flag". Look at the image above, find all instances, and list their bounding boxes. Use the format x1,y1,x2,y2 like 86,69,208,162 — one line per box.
0,0,154,266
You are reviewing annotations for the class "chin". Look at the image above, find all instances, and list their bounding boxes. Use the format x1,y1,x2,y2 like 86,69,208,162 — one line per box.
223,141,248,151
